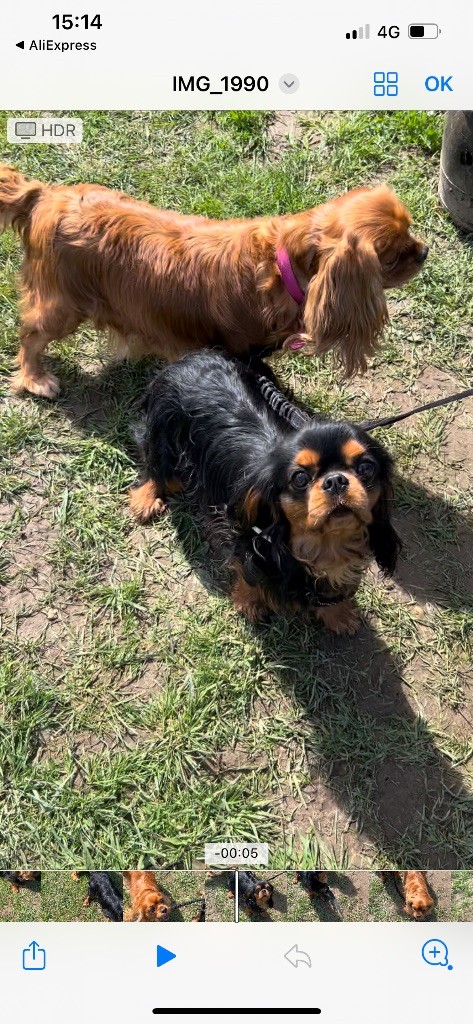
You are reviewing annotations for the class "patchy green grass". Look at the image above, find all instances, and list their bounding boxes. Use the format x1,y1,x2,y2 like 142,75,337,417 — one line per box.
0,874,41,921
205,871,235,923
41,871,122,922
451,871,473,921
0,111,472,870
152,870,206,922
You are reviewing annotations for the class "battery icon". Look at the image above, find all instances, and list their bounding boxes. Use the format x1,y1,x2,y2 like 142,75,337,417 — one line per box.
408,24,440,39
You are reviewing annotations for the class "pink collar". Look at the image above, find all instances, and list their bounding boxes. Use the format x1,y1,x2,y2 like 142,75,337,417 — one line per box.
276,247,305,305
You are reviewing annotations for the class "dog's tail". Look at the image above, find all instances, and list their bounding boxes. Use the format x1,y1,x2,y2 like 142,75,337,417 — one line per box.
0,165,45,235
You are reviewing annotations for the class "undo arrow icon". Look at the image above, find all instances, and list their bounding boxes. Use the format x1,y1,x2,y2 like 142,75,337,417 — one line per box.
284,944,312,968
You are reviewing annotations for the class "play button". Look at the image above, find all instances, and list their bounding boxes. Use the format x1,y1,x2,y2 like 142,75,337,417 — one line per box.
156,944,176,967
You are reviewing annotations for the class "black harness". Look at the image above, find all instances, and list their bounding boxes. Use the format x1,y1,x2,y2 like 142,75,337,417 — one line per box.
245,523,347,608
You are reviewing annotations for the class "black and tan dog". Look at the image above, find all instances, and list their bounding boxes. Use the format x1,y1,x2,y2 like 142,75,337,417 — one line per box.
0,871,40,893
71,870,123,921
130,350,401,633
84,872,123,922
293,871,331,900
227,871,274,915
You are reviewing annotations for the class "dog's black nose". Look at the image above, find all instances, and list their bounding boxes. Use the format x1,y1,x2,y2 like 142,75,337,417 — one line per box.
417,244,429,264
322,473,349,496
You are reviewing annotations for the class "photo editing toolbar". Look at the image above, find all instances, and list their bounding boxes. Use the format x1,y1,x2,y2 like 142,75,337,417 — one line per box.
0,1,472,1021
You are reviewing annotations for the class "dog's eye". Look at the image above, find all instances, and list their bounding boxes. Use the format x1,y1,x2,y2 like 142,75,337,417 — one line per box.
291,469,311,490
357,459,376,481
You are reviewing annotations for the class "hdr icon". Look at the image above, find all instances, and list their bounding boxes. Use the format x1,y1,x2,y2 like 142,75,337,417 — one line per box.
7,118,83,144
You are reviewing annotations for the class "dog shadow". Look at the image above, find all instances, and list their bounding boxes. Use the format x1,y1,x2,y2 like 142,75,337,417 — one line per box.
268,883,286,918
377,873,408,917
38,355,158,448
309,898,342,923
170,490,472,869
32,357,473,869
303,880,344,923
240,893,285,922
17,876,42,896
329,873,357,898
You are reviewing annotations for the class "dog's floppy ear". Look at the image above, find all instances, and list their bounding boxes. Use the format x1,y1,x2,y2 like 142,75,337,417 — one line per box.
240,487,262,526
368,484,402,575
303,233,389,375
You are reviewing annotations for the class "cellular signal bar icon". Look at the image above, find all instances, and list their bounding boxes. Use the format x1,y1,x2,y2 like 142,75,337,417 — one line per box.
346,24,370,40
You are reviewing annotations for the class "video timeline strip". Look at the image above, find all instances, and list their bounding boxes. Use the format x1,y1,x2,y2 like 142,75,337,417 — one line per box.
1,870,472,924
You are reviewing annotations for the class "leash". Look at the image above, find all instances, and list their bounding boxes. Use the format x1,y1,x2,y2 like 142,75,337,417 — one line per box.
263,870,287,883
170,896,205,911
255,366,473,434
255,374,310,430
361,386,473,431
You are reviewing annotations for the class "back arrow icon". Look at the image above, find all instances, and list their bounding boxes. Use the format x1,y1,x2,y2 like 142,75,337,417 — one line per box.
284,944,312,968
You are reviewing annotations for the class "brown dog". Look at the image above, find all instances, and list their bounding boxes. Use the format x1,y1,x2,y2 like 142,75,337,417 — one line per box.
402,871,434,920
379,870,434,920
0,166,427,399
123,871,171,922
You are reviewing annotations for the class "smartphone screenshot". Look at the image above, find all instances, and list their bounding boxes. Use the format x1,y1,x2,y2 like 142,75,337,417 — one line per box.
0,1,472,1020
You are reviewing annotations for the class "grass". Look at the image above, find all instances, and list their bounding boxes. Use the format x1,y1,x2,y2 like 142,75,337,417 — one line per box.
205,871,235,923
0,874,41,921
0,110,472,869
451,871,473,921
41,871,123,922
154,870,205,922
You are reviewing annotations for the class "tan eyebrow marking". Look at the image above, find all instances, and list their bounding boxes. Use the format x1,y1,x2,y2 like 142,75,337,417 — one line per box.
295,448,320,468
341,439,366,462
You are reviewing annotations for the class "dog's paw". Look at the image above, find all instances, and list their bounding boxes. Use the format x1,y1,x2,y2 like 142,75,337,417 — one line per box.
235,599,270,624
316,599,361,636
11,369,60,399
129,481,167,522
